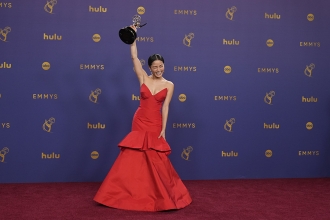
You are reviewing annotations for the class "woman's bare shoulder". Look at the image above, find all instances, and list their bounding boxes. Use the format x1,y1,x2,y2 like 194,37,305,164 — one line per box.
164,79,174,87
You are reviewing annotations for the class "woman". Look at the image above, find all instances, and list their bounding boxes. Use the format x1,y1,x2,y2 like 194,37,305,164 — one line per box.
93,26,192,211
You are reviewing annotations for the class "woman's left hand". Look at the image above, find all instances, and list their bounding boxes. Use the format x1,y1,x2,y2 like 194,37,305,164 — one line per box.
158,130,166,140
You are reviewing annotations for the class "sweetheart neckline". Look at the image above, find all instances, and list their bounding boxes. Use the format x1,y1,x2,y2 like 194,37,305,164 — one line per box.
141,83,168,96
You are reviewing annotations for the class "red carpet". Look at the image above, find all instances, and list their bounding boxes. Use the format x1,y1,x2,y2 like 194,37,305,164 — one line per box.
1,178,329,220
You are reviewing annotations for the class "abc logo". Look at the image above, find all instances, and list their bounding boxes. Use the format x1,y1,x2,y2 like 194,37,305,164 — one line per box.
42,62,50,70
266,39,274,47
91,151,99,159
306,122,313,130
307,14,314,21
137,6,145,15
265,150,272,158
179,94,186,102
224,66,232,74
93,34,101,42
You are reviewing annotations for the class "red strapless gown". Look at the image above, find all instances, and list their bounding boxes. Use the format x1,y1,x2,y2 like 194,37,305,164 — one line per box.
93,83,192,211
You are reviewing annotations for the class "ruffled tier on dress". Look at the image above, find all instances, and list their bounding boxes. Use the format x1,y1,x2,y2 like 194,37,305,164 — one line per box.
118,130,171,155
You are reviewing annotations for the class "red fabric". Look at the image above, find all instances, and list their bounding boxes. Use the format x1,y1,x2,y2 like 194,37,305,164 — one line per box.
93,83,192,211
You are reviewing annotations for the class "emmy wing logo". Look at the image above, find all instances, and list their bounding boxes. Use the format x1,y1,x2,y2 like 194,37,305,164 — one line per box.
181,146,193,161
0,27,11,42
225,6,237,21
44,0,57,14
304,63,315,77
264,91,275,105
89,88,102,104
224,118,235,132
183,33,194,47
0,147,9,163
43,117,55,133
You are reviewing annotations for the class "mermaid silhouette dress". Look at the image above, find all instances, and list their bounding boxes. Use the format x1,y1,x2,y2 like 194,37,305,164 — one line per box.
94,83,192,211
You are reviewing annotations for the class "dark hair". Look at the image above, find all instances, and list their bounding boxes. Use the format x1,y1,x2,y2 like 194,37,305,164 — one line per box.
148,54,164,67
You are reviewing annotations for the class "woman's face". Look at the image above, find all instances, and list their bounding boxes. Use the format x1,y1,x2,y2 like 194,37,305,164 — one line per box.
150,60,164,78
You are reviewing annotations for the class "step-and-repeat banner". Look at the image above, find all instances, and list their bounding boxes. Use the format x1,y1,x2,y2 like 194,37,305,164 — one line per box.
1,0,330,183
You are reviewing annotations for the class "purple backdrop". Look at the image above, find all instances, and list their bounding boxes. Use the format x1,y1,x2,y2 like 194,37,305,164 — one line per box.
1,0,330,183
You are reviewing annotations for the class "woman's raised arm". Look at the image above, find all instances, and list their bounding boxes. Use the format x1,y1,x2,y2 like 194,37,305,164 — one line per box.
130,26,148,84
